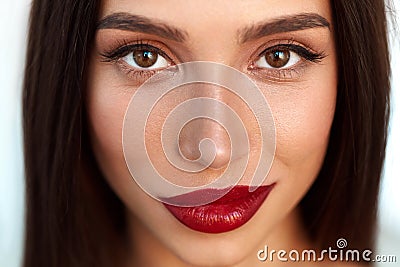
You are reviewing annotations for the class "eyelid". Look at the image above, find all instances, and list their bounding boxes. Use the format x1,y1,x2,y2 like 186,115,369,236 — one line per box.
100,39,176,65
255,50,301,70
247,39,326,82
98,40,179,84
258,44,325,63
249,39,325,62
122,50,170,71
99,39,180,82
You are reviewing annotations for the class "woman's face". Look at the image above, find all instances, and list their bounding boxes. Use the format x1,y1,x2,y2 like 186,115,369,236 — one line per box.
86,0,337,266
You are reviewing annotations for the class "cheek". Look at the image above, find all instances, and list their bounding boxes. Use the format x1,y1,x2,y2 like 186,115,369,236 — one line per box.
85,60,135,195
266,66,337,175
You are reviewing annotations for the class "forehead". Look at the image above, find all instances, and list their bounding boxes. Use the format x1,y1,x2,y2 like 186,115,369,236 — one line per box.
99,0,333,35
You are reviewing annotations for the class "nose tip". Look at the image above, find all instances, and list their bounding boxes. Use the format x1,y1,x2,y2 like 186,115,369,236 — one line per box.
179,118,231,170
209,143,231,169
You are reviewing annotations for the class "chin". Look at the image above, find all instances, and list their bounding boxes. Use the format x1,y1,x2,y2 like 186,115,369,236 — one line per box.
171,233,252,267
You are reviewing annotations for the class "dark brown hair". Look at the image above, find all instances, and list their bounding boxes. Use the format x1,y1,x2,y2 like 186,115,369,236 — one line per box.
23,0,391,266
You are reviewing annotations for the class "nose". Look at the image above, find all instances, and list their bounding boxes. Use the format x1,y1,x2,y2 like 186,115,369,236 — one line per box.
179,117,231,170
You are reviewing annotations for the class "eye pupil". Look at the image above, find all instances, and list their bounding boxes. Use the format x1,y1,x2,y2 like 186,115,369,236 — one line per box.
133,50,158,68
266,49,290,68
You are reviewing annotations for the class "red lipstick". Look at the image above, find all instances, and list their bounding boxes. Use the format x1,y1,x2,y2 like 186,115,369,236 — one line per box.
163,185,274,233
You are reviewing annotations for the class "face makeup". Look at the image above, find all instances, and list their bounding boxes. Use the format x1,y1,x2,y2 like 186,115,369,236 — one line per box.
86,0,337,265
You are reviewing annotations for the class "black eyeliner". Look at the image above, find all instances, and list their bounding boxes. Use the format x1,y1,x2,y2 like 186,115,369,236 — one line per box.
260,44,326,63
100,42,166,62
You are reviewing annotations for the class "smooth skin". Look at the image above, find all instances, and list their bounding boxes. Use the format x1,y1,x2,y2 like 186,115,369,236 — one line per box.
85,0,358,266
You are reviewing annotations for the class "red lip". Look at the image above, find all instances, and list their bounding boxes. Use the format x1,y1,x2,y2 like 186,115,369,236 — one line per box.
163,185,274,233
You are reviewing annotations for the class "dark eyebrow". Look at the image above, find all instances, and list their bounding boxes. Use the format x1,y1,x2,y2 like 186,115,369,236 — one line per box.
238,13,330,43
97,12,188,42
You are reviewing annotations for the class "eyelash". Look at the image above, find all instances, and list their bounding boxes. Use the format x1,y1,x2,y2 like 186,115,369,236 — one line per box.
100,39,173,80
100,39,326,82
249,41,326,80
262,44,324,63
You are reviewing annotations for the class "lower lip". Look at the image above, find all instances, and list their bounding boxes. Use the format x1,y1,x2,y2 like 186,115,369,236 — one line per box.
163,185,274,233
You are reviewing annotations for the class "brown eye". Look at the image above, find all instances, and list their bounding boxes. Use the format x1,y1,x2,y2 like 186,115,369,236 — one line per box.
255,47,300,69
123,49,169,70
133,50,158,68
265,49,290,68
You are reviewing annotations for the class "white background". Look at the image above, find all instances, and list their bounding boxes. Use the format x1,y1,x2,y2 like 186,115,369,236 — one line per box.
0,1,399,266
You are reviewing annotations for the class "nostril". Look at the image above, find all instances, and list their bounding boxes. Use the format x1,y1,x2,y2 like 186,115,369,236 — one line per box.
179,138,201,161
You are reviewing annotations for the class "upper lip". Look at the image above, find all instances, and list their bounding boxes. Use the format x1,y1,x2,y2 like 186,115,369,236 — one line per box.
161,186,248,207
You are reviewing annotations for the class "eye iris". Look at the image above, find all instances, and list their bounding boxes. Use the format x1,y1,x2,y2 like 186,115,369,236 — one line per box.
266,49,290,68
133,50,158,68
